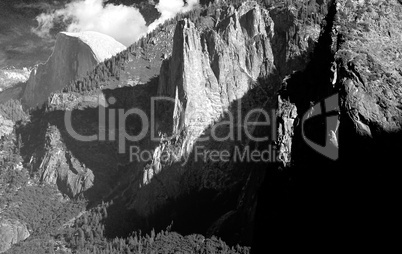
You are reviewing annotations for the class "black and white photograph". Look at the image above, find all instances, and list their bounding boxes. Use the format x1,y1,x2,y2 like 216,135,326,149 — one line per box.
0,0,401,253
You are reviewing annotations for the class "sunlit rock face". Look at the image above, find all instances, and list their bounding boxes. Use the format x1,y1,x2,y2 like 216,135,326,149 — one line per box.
0,219,30,253
158,1,275,156
23,31,126,108
39,125,95,198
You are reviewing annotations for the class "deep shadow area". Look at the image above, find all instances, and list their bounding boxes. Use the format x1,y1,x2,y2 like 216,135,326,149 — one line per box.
252,0,402,250
252,0,341,250
101,68,282,247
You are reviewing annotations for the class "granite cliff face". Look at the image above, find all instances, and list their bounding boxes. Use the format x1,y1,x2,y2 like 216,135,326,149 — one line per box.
156,4,273,159
158,2,274,152
0,219,29,253
336,0,402,135
39,125,95,198
22,31,126,108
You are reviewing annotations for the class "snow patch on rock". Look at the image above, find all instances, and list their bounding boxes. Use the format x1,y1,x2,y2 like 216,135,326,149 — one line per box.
61,31,126,62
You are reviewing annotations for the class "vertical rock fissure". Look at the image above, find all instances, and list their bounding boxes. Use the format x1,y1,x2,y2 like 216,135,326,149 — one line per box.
253,0,340,250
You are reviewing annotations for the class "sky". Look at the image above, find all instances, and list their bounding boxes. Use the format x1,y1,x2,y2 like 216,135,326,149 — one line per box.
0,0,64,68
0,0,199,69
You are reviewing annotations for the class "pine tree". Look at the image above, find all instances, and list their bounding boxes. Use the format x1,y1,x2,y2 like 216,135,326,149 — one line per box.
102,206,108,218
49,242,55,254
78,228,85,249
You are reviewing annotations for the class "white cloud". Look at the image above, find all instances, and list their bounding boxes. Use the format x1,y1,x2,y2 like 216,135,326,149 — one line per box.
148,0,199,32
32,0,148,46
32,11,58,39
32,0,200,47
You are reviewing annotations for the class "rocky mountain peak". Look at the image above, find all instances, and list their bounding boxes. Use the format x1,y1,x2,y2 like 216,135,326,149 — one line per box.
22,31,126,108
157,1,274,155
